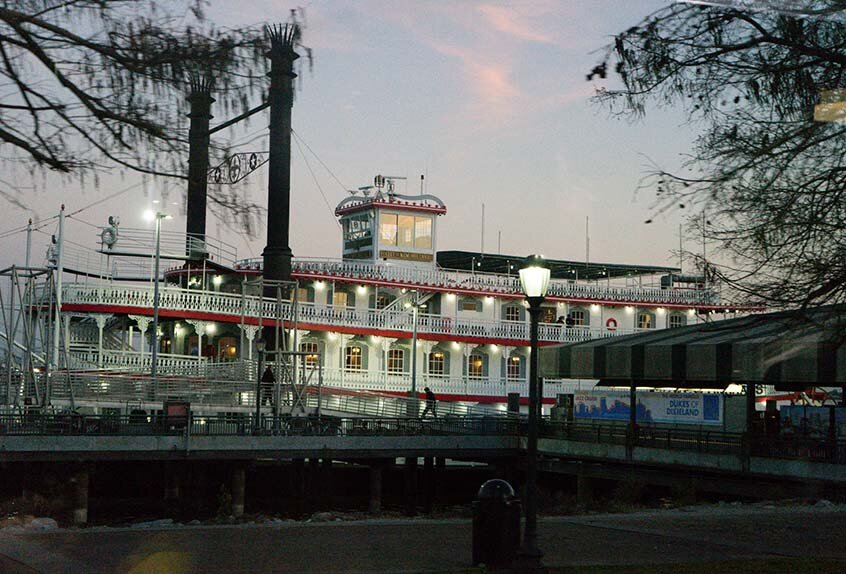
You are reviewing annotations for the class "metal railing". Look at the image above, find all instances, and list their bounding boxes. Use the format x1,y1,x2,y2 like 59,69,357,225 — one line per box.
1,412,843,465
59,283,648,345
0,412,519,438
539,420,845,464
279,258,719,306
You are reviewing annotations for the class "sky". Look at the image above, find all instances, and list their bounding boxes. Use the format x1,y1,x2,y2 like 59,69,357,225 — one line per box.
0,1,700,273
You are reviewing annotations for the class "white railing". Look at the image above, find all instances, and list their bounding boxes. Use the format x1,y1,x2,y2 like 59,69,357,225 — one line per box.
236,257,719,306
47,353,593,404
62,283,643,345
67,349,207,372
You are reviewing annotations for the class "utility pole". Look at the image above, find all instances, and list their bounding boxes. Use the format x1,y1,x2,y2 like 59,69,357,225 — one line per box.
51,205,64,376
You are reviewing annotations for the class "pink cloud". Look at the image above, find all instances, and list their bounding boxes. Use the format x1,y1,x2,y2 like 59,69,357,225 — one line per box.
477,4,555,44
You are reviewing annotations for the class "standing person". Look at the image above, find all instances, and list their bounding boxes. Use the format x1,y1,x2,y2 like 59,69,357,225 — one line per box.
261,366,275,406
421,386,437,418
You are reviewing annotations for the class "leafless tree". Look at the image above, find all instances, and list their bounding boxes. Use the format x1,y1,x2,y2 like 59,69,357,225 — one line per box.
0,1,277,229
592,2,846,309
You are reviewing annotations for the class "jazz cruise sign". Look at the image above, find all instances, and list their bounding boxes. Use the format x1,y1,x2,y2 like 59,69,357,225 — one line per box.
573,391,722,425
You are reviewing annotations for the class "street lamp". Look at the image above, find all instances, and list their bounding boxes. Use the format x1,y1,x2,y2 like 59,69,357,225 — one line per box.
404,294,427,397
144,209,172,399
518,253,550,568
255,338,266,432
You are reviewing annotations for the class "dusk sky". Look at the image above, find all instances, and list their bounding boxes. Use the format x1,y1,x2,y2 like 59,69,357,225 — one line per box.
1,1,698,273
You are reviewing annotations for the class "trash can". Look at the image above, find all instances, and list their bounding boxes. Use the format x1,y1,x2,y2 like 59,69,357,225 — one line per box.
472,479,521,567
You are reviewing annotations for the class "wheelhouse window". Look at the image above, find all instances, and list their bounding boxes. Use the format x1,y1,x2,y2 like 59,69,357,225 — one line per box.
414,217,432,249
428,351,445,376
387,349,405,373
300,341,320,367
669,313,686,329
378,212,434,249
345,346,363,371
379,213,398,246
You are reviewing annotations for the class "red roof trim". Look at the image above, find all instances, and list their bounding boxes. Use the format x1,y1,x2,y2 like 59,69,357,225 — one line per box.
335,200,446,217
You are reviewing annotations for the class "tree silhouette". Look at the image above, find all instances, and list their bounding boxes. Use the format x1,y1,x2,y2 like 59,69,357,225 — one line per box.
0,1,275,227
593,3,846,308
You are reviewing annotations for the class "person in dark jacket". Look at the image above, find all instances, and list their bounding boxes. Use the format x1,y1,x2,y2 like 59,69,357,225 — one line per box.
260,366,275,406
421,387,437,418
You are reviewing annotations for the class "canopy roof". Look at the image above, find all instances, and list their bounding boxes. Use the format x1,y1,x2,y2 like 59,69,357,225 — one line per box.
540,306,846,391
436,251,680,281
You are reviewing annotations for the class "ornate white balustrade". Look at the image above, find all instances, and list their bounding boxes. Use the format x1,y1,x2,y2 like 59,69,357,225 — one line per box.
68,349,207,372
318,368,586,399
236,257,719,306
62,283,643,345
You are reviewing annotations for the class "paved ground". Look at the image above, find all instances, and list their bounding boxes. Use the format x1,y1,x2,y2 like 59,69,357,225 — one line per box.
0,505,845,573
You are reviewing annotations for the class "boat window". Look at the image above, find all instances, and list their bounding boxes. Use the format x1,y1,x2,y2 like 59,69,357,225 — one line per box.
397,215,415,248
345,346,363,370
387,349,405,373
379,213,398,246
669,313,686,328
414,217,432,249
428,351,446,376
300,341,320,367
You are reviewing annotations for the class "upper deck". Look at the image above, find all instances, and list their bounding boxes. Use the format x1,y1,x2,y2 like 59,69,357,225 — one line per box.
231,257,723,309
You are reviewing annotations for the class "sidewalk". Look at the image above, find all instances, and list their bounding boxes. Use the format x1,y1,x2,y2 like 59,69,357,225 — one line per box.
0,505,844,573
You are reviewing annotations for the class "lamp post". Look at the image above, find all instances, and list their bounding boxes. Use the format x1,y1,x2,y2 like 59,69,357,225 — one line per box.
518,254,550,568
405,293,426,417
145,209,171,399
255,338,266,432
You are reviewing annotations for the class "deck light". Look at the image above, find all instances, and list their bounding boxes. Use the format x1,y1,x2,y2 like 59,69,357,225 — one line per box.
357,285,367,295
625,306,634,314
213,275,223,287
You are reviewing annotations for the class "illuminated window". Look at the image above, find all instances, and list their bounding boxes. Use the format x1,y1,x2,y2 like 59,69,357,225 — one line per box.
414,217,432,249
461,298,481,312
379,213,398,246
333,291,348,307
387,349,405,373
638,312,655,329
669,313,686,328
428,351,445,376
295,287,309,303
345,346,363,371
378,212,433,249
569,309,586,326
300,341,319,367
397,215,415,248
507,355,522,378
469,354,485,377
504,306,521,322
540,307,556,323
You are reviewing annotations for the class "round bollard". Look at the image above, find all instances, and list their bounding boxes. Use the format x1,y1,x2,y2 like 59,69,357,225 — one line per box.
471,479,521,567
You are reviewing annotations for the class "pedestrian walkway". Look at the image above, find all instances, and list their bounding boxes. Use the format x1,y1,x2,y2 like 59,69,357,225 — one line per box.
0,506,844,573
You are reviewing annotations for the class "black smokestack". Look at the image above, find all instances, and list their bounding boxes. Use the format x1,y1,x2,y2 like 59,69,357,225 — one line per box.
262,24,299,283
186,76,214,258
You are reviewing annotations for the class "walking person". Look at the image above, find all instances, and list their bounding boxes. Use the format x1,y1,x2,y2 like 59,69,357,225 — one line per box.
421,386,437,418
261,365,275,406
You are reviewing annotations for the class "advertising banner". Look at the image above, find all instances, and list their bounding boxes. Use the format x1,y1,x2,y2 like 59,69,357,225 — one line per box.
573,391,722,425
